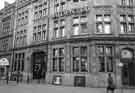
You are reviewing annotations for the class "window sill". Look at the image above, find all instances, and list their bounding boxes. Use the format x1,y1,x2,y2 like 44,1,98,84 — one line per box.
94,33,113,35
119,33,135,35
71,33,89,36
53,36,67,40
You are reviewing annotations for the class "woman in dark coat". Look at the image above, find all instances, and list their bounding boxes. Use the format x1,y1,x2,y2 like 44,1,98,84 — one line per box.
107,73,115,93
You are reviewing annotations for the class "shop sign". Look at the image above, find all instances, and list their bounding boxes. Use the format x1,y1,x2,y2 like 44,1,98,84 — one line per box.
0,58,9,66
121,49,133,59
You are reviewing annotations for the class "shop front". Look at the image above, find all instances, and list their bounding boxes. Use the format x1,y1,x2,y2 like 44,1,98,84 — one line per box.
120,48,135,86
0,58,9,83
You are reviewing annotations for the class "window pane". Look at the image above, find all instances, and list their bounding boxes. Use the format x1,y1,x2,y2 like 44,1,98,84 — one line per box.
73,25,79,35
129,0,133,6
121,0,126,5
80,23,88,33
120,15,126,22
107,57,113,72
73,57,79,72
96,23,103,33
80,16,87,23
59,58,64,72
53,58,57,71
53,49,59,56
55,29,59,38
96,15,102,22
61,27,65,37
128,16,133,22
54,21,58,28
104,23,111,34
128,23,134,32
59,48,64,56
81,57,87,72
120,24,124,33
105,47,112,55
73,17,79,24
73,47,79,56
97,46,104,55
60,19,65,26
81,47,87,56
42,31,46,40
121,23,127,33
98,56,105,72
104,15,111,22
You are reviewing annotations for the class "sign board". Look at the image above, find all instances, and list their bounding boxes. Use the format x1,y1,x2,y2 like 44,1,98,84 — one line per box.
0,58,9,66
121,49,133,59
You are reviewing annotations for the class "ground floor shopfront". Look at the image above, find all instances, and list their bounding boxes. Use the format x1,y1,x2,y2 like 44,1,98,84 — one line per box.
0,52,12,80
10,45,48,83
46,39,135,88
7,39,135,88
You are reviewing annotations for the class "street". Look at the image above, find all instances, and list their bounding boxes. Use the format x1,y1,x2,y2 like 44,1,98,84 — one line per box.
0,81,134,93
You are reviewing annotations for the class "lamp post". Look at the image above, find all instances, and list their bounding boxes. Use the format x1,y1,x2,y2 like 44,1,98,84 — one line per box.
117,62,124,93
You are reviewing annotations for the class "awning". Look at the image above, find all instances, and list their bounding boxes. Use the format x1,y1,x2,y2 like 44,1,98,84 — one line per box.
0,58,9,66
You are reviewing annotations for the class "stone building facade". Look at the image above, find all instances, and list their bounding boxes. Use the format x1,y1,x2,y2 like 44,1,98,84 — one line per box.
47,0,135,88
0,0,135,88
0,2,15,79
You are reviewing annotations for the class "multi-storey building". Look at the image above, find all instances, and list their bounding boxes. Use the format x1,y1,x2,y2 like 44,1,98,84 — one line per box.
47,0,135,88
11,0,49,82
0,2,15,79
0,0,135,88
29,0,49,81
11,0,34,81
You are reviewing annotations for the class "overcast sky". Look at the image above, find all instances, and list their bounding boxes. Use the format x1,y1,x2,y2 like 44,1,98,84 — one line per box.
0,0,15,10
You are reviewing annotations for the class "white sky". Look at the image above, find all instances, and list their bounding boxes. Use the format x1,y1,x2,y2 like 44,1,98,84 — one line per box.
0,0,15,10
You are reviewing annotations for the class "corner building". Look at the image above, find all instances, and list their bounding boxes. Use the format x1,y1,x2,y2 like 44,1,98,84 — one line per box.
47,0,135,88
9,0,135,88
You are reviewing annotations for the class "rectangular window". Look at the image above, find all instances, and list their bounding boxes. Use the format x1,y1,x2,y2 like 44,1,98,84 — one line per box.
13,53,25,72
53,58,57,71
80,16,88,33
72,46,88,72
120,15,135,33
96,46,114,72
55,28,59,38
73,25,79,35
104,23,111,34
73,17,79,24
52,48,65,72
96,15,111,34
61,27,65,37
42,31,46,40
54,19,66,38
121,0,126,5
96,23,103,33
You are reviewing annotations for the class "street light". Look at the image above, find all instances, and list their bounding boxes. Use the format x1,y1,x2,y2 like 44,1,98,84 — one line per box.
118,62,124,68
117,62,124,93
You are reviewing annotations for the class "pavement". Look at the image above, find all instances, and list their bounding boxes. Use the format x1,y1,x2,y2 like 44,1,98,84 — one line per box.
0,80,134,93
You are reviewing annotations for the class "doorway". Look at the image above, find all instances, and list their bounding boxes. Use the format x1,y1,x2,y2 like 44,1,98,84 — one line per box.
32,52,47,80
122,62,135,86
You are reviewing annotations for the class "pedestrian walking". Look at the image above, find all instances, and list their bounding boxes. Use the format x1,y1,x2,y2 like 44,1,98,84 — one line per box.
6,71,8,84
106,73,115,93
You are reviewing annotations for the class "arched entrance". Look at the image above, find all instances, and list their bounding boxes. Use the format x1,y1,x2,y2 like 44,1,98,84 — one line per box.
31,51,47,80
120,48,135,86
